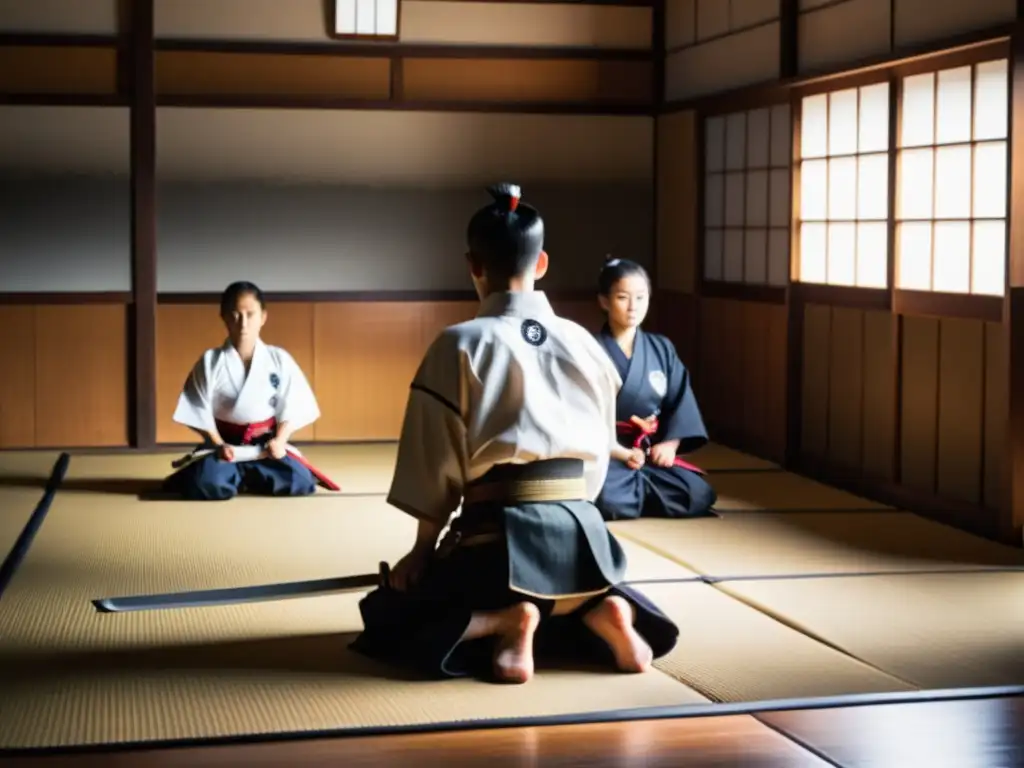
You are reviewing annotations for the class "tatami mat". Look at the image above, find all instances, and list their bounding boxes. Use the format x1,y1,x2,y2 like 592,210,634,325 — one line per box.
0,450,62,481
0,490,705,750
610,512,1024,580
709,471,892,511
722,572,1024,689
639,582,913,702
0,488,51,566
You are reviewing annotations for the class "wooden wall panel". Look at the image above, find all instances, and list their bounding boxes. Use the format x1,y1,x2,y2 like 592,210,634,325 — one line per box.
801,304,831,459
0,46,119,94
935,318,985,505
697,298,787,461
826,307,863,472
401,59,653,105
155,52,391,99
0,0,119,35
313,301,476,441
656,111,697,294
155,303,317,444
899,315,940,494
664,22,780,101
33,305,127,448
984,321,1007,508
551,299,606,335
860,310,896,482
798,0,891,75
0,307,36,449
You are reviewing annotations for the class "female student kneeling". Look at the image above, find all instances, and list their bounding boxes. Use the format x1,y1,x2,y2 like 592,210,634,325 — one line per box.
593,258,717,520
164,281,338,500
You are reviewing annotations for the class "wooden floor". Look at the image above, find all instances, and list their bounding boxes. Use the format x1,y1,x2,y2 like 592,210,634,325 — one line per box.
8,696,1023,767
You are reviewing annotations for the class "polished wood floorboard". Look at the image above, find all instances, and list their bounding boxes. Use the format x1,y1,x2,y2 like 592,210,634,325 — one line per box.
3,716,830,767
760,696,1024,768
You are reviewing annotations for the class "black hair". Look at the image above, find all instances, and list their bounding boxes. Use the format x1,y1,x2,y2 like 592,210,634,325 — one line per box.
466,183,545,283
220,281,266,316
597,256,650,296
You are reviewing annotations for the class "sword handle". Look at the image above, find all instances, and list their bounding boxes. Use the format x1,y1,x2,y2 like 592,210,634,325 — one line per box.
378,561,391,588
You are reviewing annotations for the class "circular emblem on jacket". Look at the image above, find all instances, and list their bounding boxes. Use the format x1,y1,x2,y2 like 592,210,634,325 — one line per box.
521,319,547,346
648,369,667,397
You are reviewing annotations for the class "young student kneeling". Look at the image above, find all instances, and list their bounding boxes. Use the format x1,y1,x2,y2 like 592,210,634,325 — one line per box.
164,281,338,500
350,184,679,684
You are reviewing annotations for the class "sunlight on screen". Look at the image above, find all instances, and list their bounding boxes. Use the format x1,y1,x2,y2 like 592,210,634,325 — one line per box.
897,222,933,290
705,116,726,172
828,156,857,220
936,66,972,145
726,112,747,170
827,222,856,285
335,0,357,32
858,82,890,153
375,0,399,35
801,159,828,220
934,145,972,219
705,173,725,226
898,148,934,219
857,153,889,220
801,94,828,158
829,88,859,156
932,221,971,293
747,108,771,168
746,170,769,226
800,223,827,283
744,230,768,284
972,221,1006,295
768,228,790,285
769,168,790,227
356,0,375,34
704,229,724,280
973,141,1007,218
856,222,888,288
724,230,745,281
901,72,935,147
974,59,1008,141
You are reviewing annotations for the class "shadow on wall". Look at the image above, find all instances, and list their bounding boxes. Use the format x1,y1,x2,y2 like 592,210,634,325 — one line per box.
0,173,653,293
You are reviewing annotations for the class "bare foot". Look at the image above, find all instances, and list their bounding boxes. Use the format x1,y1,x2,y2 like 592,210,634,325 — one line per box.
493,602,541,684
583,595,653,673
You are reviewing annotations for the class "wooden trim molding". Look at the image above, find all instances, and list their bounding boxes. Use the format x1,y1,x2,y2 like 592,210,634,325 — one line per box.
787,283,891,311
0,293,132,304
697,282,787,304
156,289,596,304
129,0,157,450
895,290,1003,323
662,24,1013,116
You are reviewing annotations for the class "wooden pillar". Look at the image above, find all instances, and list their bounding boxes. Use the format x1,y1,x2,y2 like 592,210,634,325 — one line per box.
1006,24,1024,543
779,0,798,80
128,0,156,449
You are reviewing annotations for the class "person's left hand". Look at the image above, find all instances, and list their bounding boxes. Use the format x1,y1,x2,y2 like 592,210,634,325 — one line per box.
649,442,677,468
266,437,287,460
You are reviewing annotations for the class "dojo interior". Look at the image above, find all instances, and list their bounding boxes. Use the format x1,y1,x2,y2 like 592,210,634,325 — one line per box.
3,0,1024,760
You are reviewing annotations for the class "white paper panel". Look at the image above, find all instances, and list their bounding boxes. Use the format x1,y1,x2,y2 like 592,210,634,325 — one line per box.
799,0,891,74
666,0,697,49
705,116,726,172
855,221,888,288
744,229,769,283
747,108,771,168
725,172,746,226
696,0,730,39
975,59,1009,141
769,169,791,227
893,0,1014,49
936,66,973,145
731,0,780,28
0,0,118,33
725,113,747,170
724,230,745,281
972,221,1005,295
770,104,792,166
746,170,770,226
664,23,780,101
768,228,790,285
800,223,828,283
0,106,130,175
705,173,725,226
704,229,724,280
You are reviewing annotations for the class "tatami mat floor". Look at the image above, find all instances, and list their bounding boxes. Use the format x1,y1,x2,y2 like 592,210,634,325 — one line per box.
0,442,1022,755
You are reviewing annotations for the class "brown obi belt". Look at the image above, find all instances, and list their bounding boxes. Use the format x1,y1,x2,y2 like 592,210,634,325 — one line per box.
462,458,587,507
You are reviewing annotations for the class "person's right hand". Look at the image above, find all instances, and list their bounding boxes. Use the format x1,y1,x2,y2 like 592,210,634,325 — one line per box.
626,447,646,471
389,547,431,592
217,444,235,462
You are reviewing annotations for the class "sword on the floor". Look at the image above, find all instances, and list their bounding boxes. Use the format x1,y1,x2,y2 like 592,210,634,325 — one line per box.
92,562,390,613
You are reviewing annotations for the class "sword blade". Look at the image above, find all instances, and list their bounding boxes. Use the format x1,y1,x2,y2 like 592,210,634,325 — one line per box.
92,571,383,614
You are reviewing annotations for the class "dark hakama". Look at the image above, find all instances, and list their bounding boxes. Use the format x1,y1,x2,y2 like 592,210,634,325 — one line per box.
162,417,322,500
349,459,680,680
594,326,717,521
